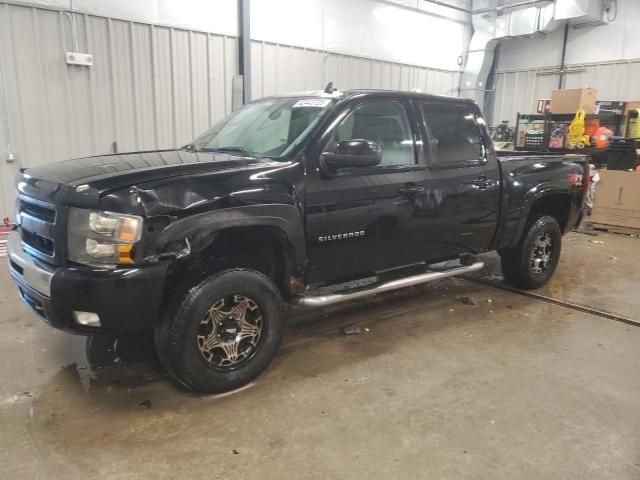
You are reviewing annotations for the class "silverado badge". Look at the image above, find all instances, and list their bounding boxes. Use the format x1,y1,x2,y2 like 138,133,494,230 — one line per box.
318,231,365,242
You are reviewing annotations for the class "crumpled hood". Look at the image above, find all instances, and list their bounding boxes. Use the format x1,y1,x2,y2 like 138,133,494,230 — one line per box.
17,149,289,213
24,149,277,192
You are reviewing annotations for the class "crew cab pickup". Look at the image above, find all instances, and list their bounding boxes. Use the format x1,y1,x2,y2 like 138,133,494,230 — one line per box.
8,89,589,392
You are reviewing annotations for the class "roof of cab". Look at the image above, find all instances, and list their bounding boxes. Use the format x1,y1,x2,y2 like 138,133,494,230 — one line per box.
279,88,476,104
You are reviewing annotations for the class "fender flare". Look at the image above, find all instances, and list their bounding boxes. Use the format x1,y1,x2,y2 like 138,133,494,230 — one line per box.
510,186,570,247
153,204,306,266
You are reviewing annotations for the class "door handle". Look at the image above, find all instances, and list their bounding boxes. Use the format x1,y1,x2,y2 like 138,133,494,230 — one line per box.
472,175,491,189
398,183,425,196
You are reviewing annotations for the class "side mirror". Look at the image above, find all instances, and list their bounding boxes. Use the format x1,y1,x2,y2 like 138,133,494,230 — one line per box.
322,139,382,169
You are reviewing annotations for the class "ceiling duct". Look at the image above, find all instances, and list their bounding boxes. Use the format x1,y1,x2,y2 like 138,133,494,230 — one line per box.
459,0,609,112
555,0,606,25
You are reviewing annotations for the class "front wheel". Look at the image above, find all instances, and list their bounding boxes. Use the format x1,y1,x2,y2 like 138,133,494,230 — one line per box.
155,269,284,393
499,215,562,290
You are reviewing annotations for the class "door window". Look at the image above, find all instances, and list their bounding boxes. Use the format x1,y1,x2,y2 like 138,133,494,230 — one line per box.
326,101,416,168
420,103,484,168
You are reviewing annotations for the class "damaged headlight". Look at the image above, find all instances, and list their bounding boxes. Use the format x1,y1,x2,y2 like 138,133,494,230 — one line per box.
67,208,143,267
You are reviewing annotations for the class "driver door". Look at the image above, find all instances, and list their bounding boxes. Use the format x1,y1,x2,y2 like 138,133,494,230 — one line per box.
304,98,429,285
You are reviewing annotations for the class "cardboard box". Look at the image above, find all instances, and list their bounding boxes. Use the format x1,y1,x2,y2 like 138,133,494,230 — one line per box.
591,170,640,230
550,88,597,114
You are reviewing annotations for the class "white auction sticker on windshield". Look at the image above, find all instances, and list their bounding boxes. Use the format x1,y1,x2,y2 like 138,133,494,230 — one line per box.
292,98,332,108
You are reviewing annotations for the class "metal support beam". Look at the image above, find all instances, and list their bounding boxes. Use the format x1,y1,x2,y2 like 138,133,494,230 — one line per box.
472,0,553,15
423,0,472,14
238,0,251,104
558,21,570,89
424,0,552,15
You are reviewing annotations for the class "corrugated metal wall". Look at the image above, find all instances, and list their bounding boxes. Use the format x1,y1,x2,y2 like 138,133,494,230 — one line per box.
0,3,237,163
251,41,461,99
493,59,640,125
0,2,238,216
0,1,461,216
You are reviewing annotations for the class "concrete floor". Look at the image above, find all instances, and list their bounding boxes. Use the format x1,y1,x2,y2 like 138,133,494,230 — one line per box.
1,231,639,479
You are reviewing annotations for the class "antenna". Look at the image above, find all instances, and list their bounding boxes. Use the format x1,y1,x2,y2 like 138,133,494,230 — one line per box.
324,82,336,94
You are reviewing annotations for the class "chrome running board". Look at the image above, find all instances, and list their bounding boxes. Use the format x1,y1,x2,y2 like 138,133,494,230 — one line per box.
292,261,484,307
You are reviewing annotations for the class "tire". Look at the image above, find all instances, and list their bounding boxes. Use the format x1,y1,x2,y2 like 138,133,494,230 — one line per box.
499,215,562,290
155,269,284,393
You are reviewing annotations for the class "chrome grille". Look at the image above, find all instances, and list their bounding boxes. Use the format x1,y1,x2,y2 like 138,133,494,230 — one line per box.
20,200,56,223
18,196,62,264
22,229,54,256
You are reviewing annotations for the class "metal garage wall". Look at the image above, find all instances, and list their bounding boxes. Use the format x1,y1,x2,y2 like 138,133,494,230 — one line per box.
251,41,461,99
492,1,640,126
250,0,470,72
493,70,556,125
493,59,640,126
0,2,237,217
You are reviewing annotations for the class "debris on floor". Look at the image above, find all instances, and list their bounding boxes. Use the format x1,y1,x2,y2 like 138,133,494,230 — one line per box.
459,296,477,306
589,240,605,244
341,326,370,335
4,391,36,405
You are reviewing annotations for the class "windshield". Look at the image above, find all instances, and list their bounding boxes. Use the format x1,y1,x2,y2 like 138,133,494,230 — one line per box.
192,96,336,158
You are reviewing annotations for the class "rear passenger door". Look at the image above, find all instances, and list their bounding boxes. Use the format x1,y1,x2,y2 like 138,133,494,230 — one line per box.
418,101,500,257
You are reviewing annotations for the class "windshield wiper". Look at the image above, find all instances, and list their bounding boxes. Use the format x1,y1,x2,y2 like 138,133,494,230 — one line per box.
201,146,254,157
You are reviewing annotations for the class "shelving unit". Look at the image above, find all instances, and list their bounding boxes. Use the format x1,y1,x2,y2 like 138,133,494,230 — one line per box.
513,112,623,152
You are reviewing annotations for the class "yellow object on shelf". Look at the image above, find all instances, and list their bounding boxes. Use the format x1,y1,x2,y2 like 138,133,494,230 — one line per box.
566,109,591,148
626,108,640,138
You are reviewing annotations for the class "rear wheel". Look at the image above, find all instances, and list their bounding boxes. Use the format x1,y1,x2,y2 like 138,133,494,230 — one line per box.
499,215,562,290
155,269,284,393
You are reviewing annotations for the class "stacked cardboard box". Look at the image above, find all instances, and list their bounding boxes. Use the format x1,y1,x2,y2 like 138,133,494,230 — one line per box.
591,170,640,230
551,88,597,114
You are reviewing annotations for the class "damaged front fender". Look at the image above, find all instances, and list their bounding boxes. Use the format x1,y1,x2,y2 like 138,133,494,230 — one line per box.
97,159,306,268
147,204,306,267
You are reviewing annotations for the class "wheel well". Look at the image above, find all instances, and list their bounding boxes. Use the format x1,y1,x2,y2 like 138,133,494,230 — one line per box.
163,226,298,305
529,194,571,232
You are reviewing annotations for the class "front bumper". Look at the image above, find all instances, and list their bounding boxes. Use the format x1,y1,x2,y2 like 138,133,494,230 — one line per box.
8,231,169,335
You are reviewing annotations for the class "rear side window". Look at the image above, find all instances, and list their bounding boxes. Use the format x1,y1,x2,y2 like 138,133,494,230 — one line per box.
421,103,484,168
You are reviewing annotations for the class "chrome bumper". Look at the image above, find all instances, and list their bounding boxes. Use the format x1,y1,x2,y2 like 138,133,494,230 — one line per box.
7,230,57,297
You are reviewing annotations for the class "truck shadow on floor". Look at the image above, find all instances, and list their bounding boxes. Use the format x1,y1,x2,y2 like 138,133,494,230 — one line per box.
51,277,501,399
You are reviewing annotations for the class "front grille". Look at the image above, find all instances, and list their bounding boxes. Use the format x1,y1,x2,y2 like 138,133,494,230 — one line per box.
20,200,56,223
22,229,54,256
18,196,62,262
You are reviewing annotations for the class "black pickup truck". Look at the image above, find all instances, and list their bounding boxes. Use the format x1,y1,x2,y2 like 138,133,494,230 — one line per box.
8,89,589,392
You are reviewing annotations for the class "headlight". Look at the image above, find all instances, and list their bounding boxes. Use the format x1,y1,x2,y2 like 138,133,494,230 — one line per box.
67,208,143,267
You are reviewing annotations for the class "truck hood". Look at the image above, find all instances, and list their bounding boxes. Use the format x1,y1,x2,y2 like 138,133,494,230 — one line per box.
23,149,278,191
17,149,290,213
